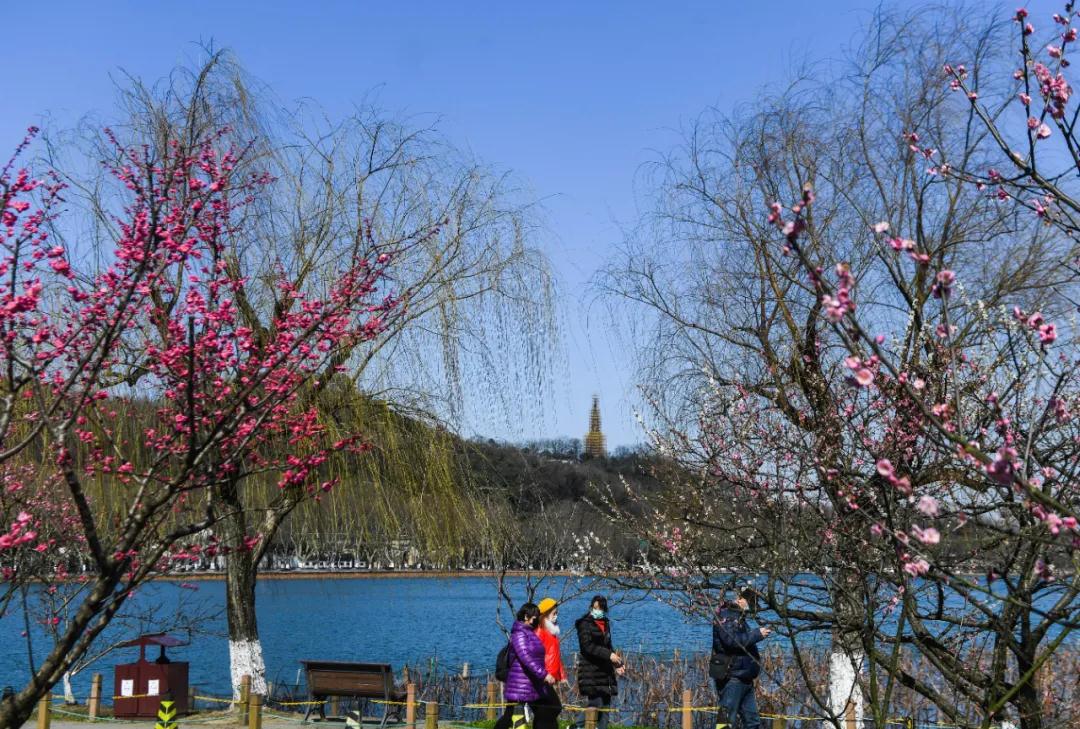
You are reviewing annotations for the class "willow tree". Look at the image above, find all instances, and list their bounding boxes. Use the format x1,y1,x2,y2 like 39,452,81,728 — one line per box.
599,6,1078,728
44,50,557,696
278,388,489,570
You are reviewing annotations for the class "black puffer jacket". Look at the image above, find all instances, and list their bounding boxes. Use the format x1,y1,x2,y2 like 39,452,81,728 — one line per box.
712,607,765,683
575,615,618,697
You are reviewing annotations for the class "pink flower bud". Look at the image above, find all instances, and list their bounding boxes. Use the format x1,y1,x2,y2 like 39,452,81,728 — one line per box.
1038,323,1057,345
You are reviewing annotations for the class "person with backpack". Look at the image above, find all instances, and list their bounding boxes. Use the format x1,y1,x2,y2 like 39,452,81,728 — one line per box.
504,602,556,729
574,595,623,729
711,586,771,729
532,598,566,729
493,635,515,729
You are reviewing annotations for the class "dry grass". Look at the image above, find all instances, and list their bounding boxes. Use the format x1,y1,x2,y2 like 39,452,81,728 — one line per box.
261,648,1080,729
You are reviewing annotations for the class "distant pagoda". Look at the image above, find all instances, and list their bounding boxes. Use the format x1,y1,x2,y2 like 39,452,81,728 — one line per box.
583,395,607,459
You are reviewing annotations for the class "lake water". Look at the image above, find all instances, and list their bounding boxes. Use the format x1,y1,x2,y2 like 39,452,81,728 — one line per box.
3,574,1074,707
0,576,709,703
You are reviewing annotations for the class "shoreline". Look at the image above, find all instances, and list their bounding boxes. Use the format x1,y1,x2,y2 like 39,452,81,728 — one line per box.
163,569,576,581
154,568,1016,582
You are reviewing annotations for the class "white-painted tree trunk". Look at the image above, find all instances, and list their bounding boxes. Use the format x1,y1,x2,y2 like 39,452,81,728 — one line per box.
828,648,864,726
62,671,76,704
229,639,268,700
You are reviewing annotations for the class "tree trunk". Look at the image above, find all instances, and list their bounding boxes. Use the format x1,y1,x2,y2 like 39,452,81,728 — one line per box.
223,527,267,700
62,671,75,704
1014,653,1043,729
217,476,268,700
225,544,268,699
827,641,864,727
828,551,865,727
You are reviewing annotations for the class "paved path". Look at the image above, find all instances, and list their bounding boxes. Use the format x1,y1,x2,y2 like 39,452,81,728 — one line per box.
26,715,308,729
33,721,325,729
29,719,468,729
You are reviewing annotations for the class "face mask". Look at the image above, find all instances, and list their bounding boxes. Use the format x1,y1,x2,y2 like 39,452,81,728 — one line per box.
590,608,606,620
544,618,560,635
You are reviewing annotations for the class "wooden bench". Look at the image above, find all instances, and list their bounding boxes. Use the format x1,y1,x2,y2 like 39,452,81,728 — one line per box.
299,660,407,725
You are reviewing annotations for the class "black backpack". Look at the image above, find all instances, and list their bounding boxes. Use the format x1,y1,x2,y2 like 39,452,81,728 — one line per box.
495,642,512,682
708,653,734,681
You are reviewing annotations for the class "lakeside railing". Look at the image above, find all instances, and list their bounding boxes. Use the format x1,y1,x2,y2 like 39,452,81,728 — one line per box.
34,679,1053,729
32,649,1080,729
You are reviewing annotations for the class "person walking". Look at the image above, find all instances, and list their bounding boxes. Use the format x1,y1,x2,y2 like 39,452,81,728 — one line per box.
574,595,623,729
505,602,556,729
533,598,566,729
493,684,515,729
711,587,771,729
493,636,515,729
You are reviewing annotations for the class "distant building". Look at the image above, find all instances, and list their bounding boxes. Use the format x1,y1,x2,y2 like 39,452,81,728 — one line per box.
584,395,607,459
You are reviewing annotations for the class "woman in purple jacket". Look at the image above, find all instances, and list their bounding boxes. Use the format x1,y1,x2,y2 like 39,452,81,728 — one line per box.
505,603,555,729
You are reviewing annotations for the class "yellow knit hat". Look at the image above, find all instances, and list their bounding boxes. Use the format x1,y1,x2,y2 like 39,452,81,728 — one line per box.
537,598,558,615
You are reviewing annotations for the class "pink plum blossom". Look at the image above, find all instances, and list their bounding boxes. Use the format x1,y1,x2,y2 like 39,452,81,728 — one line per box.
912,526,941,545
917,495,940,517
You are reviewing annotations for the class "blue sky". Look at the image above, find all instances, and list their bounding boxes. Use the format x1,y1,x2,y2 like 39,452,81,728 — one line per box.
3,1,1055,447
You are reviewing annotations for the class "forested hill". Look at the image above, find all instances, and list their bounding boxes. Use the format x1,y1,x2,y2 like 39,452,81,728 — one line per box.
463,438,658,511
457,438,669,567
270,405,675,569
